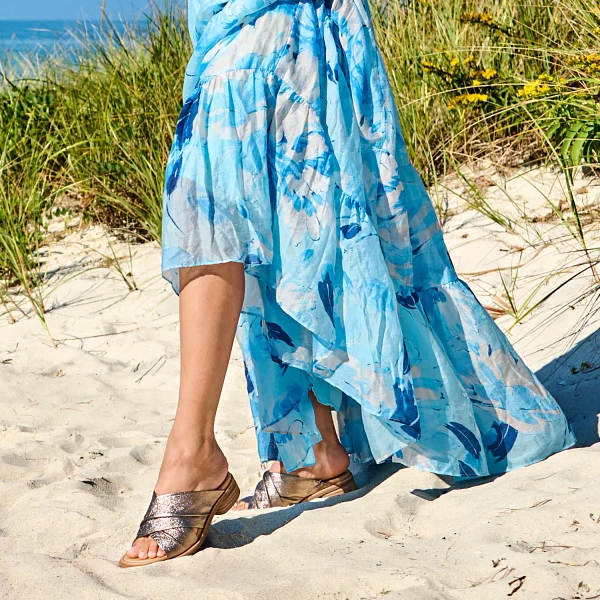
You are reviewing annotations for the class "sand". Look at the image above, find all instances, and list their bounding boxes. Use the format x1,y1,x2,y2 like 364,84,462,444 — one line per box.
2,163,600,599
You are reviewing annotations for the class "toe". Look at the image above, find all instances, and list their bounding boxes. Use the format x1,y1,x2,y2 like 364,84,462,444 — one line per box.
137,537,150,560
147,538,159,559
231,497,251,511
126,541,140,558
125,535,166,561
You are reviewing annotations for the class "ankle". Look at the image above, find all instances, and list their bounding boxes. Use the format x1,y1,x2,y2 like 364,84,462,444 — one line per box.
286,439,349,480
314,439,350,470
160,433,228,474
164,429,220,456
155,441,229,495
163,442,227,470
314,438,349,460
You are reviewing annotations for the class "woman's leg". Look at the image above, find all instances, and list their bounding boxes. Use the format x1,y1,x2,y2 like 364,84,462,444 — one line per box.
127,262,351,552
127,262,245,560
275,390,350,480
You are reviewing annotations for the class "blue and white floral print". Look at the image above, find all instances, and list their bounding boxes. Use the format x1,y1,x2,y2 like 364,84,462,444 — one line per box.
161,0,576,476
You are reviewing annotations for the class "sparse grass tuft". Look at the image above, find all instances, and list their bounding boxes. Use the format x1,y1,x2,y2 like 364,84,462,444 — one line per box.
1,0,600,332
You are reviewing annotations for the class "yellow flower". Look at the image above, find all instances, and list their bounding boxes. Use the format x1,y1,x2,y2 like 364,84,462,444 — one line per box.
461,12,495,26
567,54,600,74
517,72,568,98
447,93,489,110
569,54,600,74
460,12,506,32
450,57,460,69
517,74,558,98
466,93,488,103
469,68,498,84
518,82,550,97
481,68,497,79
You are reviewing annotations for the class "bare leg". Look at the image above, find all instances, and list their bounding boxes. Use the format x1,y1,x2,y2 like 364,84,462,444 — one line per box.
127,262,245,560
233,390,350,510
278,390,350,479
126,262,350,550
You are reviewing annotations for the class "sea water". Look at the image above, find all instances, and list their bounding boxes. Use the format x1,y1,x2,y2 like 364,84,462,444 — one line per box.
0,19,136,77
0,20,83,56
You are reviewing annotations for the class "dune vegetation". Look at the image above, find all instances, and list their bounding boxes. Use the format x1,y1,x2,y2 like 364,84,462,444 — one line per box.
1,0,599,328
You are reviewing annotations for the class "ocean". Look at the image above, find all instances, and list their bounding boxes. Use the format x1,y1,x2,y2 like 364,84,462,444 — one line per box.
0,19,137,75
0,20,83,56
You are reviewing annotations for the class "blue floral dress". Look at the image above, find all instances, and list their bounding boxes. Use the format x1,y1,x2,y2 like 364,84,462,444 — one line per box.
161,0,576,476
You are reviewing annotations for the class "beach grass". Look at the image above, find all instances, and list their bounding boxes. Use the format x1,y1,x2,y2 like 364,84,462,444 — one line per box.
0,3,189,325
1,0,600,325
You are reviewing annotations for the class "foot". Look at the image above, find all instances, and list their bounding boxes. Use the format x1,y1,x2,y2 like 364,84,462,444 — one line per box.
125,438,229,560
232,439,350,510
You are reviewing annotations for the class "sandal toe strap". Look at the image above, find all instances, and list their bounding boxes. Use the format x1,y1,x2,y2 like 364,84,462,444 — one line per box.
142,528,189,558
133,489,225,558
249,471,282,509
136,514,210,558
249,471,326,508
137,514,208,537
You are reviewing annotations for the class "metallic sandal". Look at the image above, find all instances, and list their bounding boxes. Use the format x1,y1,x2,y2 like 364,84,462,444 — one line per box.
247,470,357,509
119,472,240,568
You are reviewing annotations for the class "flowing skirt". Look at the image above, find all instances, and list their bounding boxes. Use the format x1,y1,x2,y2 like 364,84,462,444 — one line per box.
161,0,576,475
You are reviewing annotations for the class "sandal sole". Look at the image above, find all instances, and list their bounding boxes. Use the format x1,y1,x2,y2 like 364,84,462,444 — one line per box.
303,470,358,502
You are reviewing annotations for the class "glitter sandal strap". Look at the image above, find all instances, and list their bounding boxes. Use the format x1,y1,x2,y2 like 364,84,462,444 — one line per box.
248,470,356,509
119,472,240,567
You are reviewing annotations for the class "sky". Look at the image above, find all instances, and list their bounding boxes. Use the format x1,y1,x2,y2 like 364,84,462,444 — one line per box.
0,1,167,21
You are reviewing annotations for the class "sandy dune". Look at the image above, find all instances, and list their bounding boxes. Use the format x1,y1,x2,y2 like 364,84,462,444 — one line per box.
2,164,600,599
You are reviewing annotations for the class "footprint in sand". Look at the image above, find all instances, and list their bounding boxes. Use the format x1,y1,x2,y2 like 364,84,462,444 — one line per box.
129,443,163,466
75,475,131,511
2,453,29,467
364,493,428,540
59,433,85,454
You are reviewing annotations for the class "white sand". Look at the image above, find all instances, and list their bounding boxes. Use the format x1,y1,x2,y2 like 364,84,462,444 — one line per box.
2,164,600,599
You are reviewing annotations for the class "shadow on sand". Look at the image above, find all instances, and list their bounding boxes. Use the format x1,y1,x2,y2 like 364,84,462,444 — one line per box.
537,326,600,448
207,328,600,550
207,461,402,550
